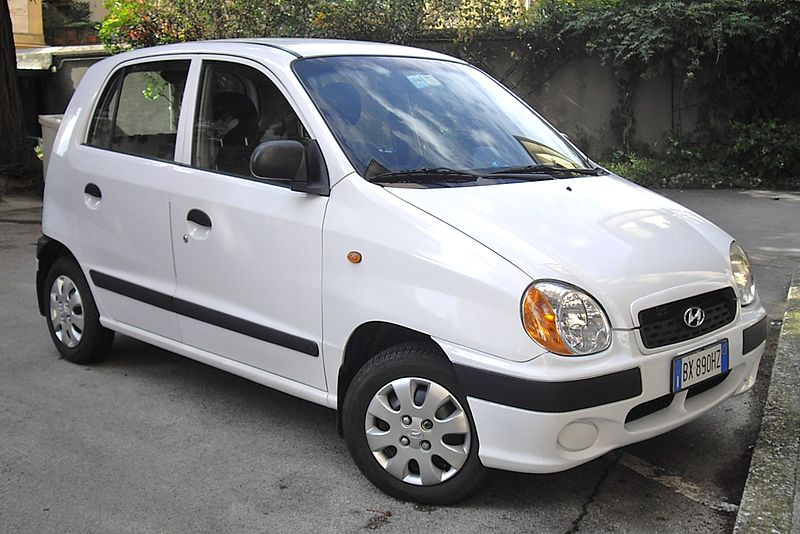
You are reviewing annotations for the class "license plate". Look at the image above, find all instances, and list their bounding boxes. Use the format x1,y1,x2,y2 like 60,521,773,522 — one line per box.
671,339,729,393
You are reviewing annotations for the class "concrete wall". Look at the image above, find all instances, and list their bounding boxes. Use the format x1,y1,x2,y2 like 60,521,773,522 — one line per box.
416,38,703,159
42,57,100,114
524,56,621,156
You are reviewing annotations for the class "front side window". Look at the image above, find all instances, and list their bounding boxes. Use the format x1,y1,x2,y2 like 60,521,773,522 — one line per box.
192,61,308,178
87,60,190,161
294,56,592,184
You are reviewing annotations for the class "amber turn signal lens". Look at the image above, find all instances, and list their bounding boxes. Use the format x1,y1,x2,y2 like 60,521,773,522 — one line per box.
347,251,362,264
522,287,570,355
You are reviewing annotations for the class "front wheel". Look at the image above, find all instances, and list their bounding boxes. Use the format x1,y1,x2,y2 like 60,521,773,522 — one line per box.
343,344,484,504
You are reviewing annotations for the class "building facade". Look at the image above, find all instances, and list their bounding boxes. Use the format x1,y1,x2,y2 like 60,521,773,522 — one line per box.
10,0,46,48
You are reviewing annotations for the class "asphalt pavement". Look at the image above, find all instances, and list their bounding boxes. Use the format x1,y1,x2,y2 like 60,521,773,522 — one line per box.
0,189,798,533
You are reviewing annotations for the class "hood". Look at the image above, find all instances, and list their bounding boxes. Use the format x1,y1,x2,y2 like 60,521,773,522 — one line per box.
388,175,735,329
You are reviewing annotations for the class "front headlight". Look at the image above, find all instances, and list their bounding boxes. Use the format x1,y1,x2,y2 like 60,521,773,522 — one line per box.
730,241,756,306
521,281,611,356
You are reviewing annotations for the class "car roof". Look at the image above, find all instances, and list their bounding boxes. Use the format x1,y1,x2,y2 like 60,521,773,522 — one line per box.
112,38,463,64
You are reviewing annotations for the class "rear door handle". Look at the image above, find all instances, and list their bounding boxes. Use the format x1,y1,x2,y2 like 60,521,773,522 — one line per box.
84,183,102,199
187,209,212,228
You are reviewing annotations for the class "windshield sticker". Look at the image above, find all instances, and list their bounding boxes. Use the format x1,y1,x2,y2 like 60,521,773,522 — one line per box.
406,74,442,89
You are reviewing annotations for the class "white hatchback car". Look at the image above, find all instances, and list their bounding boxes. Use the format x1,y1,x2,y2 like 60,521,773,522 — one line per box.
38,39,767,504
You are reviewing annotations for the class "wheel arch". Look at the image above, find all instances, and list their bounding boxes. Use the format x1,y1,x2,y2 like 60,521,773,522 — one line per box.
36,235,79,316
336,321,452,436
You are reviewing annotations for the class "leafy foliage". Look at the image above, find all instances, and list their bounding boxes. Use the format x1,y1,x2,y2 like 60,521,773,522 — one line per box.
311,1,425,43
97,0,800,187
728,120,800,183
602,147,760,190
603,120,800,189
99,0,315,52
99,0,429,51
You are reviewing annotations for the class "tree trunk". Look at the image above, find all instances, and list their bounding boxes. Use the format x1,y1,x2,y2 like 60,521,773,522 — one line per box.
0,0,41,190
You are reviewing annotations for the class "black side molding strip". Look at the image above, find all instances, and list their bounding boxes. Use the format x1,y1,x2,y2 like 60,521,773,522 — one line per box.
742,315,768,354
172,298,318,356
90,270,319,357
453,364,643,413
91,270,173,310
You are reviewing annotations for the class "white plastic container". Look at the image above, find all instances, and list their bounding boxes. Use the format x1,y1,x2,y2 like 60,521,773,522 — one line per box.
38,114,63,181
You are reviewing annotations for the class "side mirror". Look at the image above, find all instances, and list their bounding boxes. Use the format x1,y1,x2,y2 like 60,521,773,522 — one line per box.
249,139,330,196
250,140,307,182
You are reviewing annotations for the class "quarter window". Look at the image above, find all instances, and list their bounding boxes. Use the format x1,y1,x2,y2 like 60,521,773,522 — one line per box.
193,61,307,178
87,60,190,161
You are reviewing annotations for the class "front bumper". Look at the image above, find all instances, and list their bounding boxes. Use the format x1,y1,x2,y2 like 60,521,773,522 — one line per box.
437,305,767,474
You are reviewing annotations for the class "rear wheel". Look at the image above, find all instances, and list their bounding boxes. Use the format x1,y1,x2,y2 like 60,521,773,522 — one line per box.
343,344,484,504
44,257,114,364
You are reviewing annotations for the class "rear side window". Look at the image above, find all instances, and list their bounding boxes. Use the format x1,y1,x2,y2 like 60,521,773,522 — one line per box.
87,60,190,161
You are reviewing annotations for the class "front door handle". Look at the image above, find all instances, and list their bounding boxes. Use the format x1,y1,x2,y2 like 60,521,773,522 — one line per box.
187,209,212,228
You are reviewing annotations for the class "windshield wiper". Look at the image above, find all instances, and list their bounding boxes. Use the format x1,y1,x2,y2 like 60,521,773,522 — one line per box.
367,167,480,184
489,164,602,176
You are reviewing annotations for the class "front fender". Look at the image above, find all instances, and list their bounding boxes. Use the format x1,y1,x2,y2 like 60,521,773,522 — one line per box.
321,175,540,397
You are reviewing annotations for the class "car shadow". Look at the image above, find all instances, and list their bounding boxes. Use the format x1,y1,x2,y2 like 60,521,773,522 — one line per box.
92,334,616,509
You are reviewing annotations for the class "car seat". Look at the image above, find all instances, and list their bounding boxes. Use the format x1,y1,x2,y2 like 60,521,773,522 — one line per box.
212,92,260,176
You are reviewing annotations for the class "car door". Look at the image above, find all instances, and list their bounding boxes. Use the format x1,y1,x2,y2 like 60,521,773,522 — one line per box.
169,57,328,389
72,57,192,340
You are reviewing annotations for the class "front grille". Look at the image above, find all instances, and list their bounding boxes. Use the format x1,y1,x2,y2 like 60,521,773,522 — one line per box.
686,372,729,398
625,372,730,424
625,393,673,423
638,287,737,349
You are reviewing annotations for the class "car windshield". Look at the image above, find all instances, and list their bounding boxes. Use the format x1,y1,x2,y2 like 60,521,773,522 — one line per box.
293,56,593,184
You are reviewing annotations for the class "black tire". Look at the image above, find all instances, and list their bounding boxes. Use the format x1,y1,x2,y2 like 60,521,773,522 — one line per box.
343,343,485,504
44,257,114,364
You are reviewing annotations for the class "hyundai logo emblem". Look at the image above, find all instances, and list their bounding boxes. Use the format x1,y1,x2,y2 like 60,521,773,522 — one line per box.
683,307,706,328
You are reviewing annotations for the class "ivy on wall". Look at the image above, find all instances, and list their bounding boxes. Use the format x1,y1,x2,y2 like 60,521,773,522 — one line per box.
98,0,800,186
517,1,800,148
